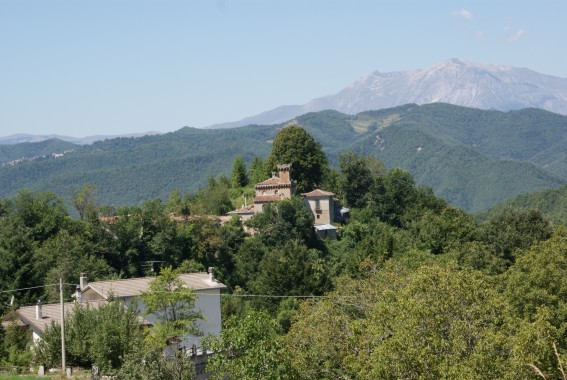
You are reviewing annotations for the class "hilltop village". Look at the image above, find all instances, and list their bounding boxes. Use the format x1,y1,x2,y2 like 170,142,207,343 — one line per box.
0,124,566,379
229,163,348,239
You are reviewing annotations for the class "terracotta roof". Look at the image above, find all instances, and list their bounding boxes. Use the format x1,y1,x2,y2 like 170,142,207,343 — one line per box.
302,189,335,197
255,176,289,187
254,195,283,203
84,272,226,300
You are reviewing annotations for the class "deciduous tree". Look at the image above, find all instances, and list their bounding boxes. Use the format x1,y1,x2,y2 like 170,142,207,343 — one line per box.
140,267,202,350
338,152,373,208
204,310,296,380
265,125,328,193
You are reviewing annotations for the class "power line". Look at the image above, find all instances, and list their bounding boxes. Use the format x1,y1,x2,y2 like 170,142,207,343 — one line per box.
0,283,78,293
0,283,343,303
217,293,329,299
0,283,69,294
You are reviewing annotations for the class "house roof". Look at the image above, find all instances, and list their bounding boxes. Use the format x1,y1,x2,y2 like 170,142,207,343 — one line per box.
253,195,283,203
256,176,284,186
84,272,226,300
15,299,110,334
14,272,226,335
302,189,335,197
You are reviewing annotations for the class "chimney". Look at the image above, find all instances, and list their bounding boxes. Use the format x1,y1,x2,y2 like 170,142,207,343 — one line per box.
208,267,215,282
79,273,88,290
75,285,82,303
35,300,42,320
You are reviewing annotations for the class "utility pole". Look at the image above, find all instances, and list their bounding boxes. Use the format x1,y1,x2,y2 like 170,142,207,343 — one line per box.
60,278,66,377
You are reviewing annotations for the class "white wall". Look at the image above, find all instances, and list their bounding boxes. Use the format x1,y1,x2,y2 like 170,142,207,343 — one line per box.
120,288,223,348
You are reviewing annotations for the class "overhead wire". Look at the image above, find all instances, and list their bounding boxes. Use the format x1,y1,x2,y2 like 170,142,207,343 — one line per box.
0,282,74,294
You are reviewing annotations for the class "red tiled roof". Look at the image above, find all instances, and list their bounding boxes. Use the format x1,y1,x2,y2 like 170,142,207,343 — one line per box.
255,176,288,187
254,195,283,203
301,189,335,197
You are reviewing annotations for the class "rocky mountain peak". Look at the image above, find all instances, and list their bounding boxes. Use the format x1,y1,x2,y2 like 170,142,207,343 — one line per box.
208,59,567,129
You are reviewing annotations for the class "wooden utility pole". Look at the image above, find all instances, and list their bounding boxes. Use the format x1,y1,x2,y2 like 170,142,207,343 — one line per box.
60,278,66,377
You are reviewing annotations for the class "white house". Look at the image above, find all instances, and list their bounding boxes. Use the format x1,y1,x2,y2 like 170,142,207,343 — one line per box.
12,269,227,349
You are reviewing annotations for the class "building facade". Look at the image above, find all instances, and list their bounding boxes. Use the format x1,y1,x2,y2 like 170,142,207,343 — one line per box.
229,163,345,239
11,270,226,349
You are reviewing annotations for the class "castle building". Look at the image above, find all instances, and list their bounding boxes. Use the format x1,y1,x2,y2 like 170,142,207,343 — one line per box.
229,163,346,239
253,164,296,213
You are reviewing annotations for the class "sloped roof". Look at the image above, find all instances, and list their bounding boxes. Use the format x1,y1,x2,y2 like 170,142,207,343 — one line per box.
255,176,290,187
84,272,226,300
302,189,335,197
15,300,111,334
14,273,226,336
254,195,283,203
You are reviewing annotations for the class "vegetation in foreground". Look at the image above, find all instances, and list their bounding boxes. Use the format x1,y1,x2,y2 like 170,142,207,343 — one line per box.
0,125,566,378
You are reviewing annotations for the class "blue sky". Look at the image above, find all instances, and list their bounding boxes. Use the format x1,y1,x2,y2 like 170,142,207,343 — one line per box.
1,1,566,137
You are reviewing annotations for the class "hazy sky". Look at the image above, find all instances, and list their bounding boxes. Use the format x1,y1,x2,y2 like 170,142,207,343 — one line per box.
1,1,566,137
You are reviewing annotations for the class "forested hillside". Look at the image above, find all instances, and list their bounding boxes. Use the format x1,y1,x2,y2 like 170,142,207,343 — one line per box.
0,139,77,164
0,124,567,380
1,129,565,377
1,104,567,212
482,183,567,225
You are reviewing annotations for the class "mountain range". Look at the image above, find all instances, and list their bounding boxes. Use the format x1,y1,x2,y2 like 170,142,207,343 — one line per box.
0,132,161,146
208,59,567,129
1,104,566,213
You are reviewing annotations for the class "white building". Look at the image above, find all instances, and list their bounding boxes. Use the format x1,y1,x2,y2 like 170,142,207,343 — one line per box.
12,270,226,349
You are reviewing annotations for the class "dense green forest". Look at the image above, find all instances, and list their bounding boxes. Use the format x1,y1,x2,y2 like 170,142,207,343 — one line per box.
0,139,77,164
481,183,567,226
1,104,567,212
1,125,566,378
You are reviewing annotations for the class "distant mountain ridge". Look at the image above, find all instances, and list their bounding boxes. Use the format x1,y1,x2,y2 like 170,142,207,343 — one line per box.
1,104,566,213
208,59,567,129
0,132,161,145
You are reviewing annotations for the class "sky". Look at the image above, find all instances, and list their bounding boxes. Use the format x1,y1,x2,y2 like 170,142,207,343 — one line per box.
1,0,566,137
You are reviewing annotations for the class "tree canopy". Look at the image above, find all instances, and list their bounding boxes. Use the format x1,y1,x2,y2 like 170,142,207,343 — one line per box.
140,267,202,350
265,125,328,193
1,145,567,378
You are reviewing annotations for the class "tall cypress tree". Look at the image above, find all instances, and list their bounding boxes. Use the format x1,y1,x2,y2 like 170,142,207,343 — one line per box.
231,156,249,188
